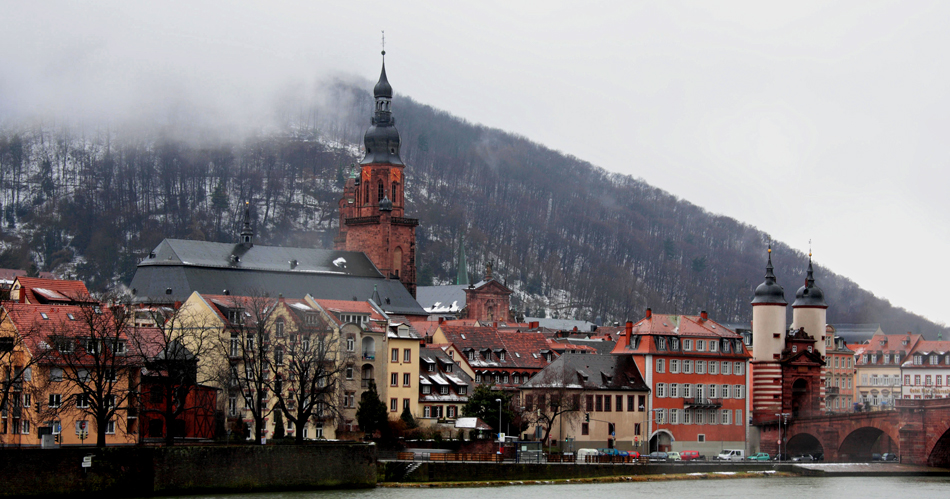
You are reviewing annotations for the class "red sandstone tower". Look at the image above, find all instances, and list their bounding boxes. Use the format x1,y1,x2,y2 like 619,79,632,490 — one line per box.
335,51,418,297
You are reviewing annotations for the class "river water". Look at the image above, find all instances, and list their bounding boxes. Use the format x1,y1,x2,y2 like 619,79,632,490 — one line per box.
152,476,950,499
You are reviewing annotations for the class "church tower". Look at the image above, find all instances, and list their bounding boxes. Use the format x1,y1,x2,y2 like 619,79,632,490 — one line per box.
791,252,828,357
335,51,418,297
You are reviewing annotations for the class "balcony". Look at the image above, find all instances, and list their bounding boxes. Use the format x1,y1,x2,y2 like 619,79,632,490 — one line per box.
345,216,380,226
684,398,722,408
362,354,375,361
826,386,839,395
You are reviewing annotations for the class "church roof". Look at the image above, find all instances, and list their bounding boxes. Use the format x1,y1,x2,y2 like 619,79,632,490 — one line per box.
129,239,426,316
416,284,468,314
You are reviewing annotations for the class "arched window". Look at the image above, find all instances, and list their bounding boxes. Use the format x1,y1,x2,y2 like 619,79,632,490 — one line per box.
361,337,376,360
393,247,402,278
392,182,399,204
378,181,384,203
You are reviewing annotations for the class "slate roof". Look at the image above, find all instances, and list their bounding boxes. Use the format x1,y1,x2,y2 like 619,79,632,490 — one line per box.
129,239,426,316
904,341,950,367
416,285,468,314
524,316,597,332
828,323,882,345
522,353,649,392
419,346,473,403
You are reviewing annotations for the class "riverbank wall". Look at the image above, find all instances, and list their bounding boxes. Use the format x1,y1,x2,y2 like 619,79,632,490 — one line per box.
0,442,376,497
382,461,798,483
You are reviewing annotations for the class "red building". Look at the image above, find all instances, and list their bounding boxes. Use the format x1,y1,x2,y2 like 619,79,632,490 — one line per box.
612,310,750,454
335,52,418,297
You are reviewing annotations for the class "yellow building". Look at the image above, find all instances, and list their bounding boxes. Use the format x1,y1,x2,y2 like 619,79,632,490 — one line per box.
853,333,921,411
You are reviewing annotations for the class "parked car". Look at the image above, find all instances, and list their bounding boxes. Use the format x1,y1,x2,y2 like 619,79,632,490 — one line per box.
871,453,883,461
577,448,600,463
647,451,669,462
773,453,789,461
680,450,705,461
882,453,898,462
666,451,682,461
627,451,641,460
748,452,771,461
791,454,816,462
715,449,745,461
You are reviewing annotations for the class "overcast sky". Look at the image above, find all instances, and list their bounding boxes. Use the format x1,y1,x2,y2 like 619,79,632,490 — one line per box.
2,1,948,326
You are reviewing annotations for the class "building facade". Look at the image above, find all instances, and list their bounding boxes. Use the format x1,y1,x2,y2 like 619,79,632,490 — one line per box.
901,340,950,400
853,333,920,411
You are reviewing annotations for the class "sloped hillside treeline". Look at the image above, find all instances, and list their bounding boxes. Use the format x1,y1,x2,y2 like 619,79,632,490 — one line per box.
0,80,943,338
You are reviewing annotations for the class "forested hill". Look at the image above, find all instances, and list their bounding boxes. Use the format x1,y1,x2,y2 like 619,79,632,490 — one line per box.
0,79,944,338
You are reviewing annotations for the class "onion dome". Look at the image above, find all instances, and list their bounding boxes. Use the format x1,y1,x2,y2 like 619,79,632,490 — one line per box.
374,53,393,99
792,253,827,307
360,50,403,166
379,196,393,212
752,243,787,305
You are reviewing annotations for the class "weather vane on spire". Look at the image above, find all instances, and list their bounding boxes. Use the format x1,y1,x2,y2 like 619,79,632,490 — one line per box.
808,238,812,258
381,30,386,56
767,235,772,253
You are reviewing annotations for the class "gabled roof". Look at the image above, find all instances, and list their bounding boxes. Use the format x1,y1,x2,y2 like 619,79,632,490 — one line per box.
437,325,553,370
310,298,387,332
13,276,91,304
904,340,950,362
853,333,922,358
611,313,748,357
416,285,468,314
522,353,649,392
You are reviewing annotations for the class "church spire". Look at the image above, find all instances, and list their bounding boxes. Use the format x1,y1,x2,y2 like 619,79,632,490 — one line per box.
456,234,469,286
752,238,787,305
240,201,253,246
360,48,403,166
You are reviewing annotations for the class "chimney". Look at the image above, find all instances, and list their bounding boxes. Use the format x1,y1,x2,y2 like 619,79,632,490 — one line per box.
438,317,444,324
625,321,633,337
645,308,652,319
530,321,540,329
174,301,182,309
700,310,708,321
493,321,498,328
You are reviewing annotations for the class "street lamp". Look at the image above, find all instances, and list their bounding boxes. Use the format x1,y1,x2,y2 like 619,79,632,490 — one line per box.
496,398,503,458
775,412,790,459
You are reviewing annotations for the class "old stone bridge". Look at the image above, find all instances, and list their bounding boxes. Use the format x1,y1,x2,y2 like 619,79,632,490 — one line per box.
772,398,950,466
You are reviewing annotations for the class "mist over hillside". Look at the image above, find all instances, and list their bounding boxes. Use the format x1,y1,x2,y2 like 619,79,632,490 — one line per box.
0,79,944,339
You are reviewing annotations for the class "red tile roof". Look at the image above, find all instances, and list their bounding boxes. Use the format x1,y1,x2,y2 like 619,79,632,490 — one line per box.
13,276,91,304
612,313,748,358
437,325,554,371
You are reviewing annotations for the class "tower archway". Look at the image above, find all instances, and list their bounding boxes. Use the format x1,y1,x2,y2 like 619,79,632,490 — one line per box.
838,427,897,462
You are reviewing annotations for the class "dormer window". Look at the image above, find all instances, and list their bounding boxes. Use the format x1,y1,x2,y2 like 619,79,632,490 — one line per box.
227,309,244,324
656,337,667,351
670,338,679,350
914,355,923,365
499,351,506,361
870,354,877,364
931,355,939,365
883,354,890,364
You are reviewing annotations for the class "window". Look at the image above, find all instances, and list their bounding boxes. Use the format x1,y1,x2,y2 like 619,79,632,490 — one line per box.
656,359,665,373
932,355,939,365
403,373,411,387
684,360,693,374
914,375,921,385
391,373,398,386
48,394,61,408
617,395,623,411
475,374,481,383
113,341,126,355
346,366,354,380
914,355,922,365
695,410,704,425
391,349,399,362
925,375,932,386
709,341,718,352
22,393,31,408
638,395,646,412
106,420,116,434
708,384,717,398
684,409,692,424
697,361,706,374
346,336,355,352
683,384,692,398
49,368,63,382
721,384,730,399
656,383,666,398
871,354,877,364
402,398,410,410
440,385,449,395
697,340,705,351
697,433,705,442
423,406,432,418
735,385,744,398
447,405,457,418
627,395,636,412
721,362,731,375
230,335,239,357
695,384,704,399
708,362,718,375
458,386,466,395
670,338,679,350
670,383,679,398
735,409,743,425
734,362,744,375
670,409,679,424
76,393,89,408
390,398,397,412
655,409,666,424
274,347,283,365
684,339,693,351
404,349,412,363
274,319,284,338
604,395,612,412
422,385,431,394
596,395,603,411
499,351,507,361
21,420,29,434
670,359,680,373
228,396,237,416
582,423,589,435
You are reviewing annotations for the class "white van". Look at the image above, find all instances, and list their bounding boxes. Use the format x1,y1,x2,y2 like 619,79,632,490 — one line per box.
716,449,744,461
576,448,600,463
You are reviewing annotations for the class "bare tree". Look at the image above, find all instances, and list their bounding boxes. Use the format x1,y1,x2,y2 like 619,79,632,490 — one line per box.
270,300,352,443
33,298,142,447
522,368,582,446
128,305,218,446
0,304,53,445
218,294,277,444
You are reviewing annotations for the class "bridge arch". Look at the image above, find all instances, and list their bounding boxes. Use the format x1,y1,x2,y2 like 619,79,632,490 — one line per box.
926,426,950,467
838,426,898,462
786,432,824,458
